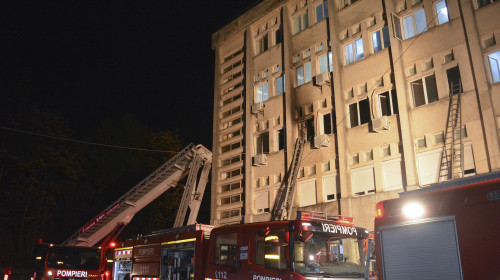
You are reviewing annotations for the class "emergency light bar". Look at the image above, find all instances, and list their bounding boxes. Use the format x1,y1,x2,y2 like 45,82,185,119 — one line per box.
297,211,354,224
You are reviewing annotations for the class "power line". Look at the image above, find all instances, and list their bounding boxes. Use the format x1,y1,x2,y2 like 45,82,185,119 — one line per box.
0,125,179,154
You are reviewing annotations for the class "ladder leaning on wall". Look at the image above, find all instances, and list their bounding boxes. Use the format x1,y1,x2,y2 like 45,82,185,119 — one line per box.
438,81,464,182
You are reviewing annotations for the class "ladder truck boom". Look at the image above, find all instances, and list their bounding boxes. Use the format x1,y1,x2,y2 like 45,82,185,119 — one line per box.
63,143,212,247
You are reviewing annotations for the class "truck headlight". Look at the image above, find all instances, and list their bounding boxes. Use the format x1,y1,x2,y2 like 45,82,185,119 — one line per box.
402,202,424,219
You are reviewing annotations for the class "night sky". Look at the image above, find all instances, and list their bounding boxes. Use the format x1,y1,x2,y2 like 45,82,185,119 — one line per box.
2,0,259,147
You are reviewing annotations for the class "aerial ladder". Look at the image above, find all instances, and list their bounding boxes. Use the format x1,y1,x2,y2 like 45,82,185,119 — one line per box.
63,143,212,247
270,122,306,221
438,81,463,182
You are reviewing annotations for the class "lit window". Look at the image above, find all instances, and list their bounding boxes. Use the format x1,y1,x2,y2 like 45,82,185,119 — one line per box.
435,0,449,24
315,1,329,23
393,8,428,40
349,98,370,128
319,51,333,73
345,37,364,65
293,11,309,34
488,51,500,83
411,74,438,107
255,81,269,103
296,61,312,86
379,90,399,116
372,26,391,53
275,75,285,95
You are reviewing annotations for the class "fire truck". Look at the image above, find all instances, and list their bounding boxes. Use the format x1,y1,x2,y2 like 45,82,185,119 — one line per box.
29,144,212,280
113,211,372,280
374,172,500,279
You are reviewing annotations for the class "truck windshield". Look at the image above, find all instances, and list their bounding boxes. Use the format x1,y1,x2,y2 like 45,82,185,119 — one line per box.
47,247,101,270
293,232,366,278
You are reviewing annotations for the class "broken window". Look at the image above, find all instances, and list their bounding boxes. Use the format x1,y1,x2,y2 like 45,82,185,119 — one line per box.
322,111,336,134
305,118,315,141
446,66,462,94
256,132,269,155
411,74,438,107
277,129,285,150
379,90,399,116
349,98,370,128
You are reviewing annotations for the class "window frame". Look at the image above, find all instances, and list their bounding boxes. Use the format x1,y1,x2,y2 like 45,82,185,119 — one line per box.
318,51,333,74
378,89,399,116
255,132,270,155
344,37,364,65
487,50,500,83
293,10,309,35
371,26,391,53
296,61,312,86
348,98,371,128
435,0,449,25
410,73,439,107
315,1,329,23
254,81,269,103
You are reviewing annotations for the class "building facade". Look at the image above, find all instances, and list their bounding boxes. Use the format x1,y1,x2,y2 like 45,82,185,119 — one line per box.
211,0,500,230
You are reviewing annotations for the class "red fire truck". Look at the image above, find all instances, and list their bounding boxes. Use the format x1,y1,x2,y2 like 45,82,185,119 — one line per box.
113,211,372,280
374,172,500,279
28,144,212,280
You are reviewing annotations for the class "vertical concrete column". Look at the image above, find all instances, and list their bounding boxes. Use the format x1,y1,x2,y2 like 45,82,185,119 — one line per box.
384,0,419,188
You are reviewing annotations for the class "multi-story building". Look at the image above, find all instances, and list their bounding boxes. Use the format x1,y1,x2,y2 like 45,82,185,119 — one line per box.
211,0,500,230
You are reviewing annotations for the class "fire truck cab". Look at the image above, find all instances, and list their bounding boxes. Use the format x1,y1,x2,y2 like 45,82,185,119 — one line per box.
114,211,372,280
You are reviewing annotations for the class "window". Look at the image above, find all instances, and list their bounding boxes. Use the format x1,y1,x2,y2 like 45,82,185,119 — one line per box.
221,181,242,192
382,159,404,191
318,51,333,73
315,1,329,23
221,129,241,141
215,233,238,265
220,209,240,219
349,98,370,128
221,141,241,153
277,129,285,150
338,0,358,10
293,11,309,34
323,174,338,201
255,81,269,103
345,37,364,65
274,27,282,45
305,118,315,141
220,193,242,205
416,137,427,148
322,111,336,134
221,155,242,167
221,168,241,180
393,8,428,40
351,166,375,195
297,61,312,86
256,34,269,55
255,229,286,269
434,132,444,144
297,179,317,206
477,0,498,9
411,74,438,107
446,66,462,93
256,132,269,155
372,26,391,53
275,75,285,95
255,191,270,214
379,90,399,116
435,0,449,24
488,51,500,83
